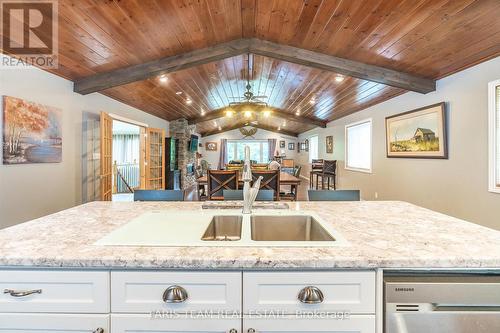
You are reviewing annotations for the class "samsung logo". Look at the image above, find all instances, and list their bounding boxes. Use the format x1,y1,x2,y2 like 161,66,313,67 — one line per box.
395,287,414,292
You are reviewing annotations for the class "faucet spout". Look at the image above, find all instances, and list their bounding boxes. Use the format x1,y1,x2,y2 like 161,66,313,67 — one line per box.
241,145,262,214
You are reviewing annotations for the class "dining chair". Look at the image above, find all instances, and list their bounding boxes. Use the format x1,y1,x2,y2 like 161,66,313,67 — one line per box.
309,159,324,189
316,160,337,190
252,170,280,201
207,170,239,200
307,190,360,201
223,190,274,201
133,190,184,201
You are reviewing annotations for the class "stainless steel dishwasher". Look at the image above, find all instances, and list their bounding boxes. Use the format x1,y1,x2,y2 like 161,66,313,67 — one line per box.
385,274,500,332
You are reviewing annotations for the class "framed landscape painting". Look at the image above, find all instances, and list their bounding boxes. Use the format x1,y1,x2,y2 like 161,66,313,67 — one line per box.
326,136,333,153
385,102,447,159
2,96,62,164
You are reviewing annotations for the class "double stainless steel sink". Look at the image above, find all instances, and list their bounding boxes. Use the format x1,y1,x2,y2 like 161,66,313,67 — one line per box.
201,215,336,242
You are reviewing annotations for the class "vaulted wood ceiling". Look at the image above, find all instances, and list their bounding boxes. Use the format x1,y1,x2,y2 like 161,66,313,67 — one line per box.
3,0,500,135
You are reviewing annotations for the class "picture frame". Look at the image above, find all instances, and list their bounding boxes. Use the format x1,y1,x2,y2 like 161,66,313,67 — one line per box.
205,142,217,151
288,142,295,150
326,136,333,154
385,102,447,159
279,140,285,148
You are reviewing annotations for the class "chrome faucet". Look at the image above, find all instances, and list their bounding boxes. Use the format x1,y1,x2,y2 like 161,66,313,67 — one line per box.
242,145,262,214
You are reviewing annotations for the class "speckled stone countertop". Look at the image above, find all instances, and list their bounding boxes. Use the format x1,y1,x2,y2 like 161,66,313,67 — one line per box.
0,201,500,269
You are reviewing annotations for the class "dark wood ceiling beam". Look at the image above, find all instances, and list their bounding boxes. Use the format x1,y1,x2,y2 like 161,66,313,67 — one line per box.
74,38,435,95
73,39,251,95
247,39,436,94
200,122,298,138
188,104,327,128
249,124,298,137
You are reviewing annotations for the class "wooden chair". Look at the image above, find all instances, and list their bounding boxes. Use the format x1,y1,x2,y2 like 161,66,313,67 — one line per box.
223,190,274,201
308,190,360,201
134,190,184,201
207,170,238,200
309,159,324,189
252,170,280,201
316,160,337,190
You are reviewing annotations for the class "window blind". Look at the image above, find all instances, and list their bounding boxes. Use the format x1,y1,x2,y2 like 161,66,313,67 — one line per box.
346,120,372,172
496,86,500,186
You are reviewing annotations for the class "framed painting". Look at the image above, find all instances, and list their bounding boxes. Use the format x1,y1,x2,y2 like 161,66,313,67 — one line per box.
326,136,333,154
288,142,295,150
205,142,217,151
385,102,447,159
279,140,285,148
2,96,62,164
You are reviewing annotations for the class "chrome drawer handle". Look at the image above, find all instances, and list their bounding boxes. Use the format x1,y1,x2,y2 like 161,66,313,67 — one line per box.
93,328,104,333
247,329,256,333
162,285,188,303
229,329,238,333
3,289,42,297
298,286,324,304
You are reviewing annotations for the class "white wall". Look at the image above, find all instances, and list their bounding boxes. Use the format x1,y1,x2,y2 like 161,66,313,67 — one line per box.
200,128,298,169
299,56,500,230
0,61,169,229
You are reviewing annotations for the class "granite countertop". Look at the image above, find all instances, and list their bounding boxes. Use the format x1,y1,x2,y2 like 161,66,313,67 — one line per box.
0,201,500,269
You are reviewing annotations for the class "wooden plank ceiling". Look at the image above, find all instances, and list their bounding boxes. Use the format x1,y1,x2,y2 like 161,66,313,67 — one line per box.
4,0,500,135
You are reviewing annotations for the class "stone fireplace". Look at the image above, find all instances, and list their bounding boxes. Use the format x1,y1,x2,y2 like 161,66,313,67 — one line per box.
169,119,198,190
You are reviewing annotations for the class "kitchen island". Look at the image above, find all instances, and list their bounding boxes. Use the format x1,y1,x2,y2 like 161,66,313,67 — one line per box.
1,201,500,333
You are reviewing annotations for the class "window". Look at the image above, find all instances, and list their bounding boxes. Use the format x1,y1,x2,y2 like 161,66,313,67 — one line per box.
226,140,269,163
345,119,372,173
489,79,500,193
308,135,319,163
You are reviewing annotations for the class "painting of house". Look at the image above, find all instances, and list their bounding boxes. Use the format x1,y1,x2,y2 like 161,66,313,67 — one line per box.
2,96,62,164
412,128,436,142
385,103,447,158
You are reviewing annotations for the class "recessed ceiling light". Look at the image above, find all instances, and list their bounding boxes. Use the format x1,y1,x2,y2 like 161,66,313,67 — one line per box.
186,98,192,105
282,122,287,127
213,121,217,126
159,75,168,83
225,110,234,117
309,98,316,105
218,126,222,131
176,91,182,95
263,110,271,118
277,126,281,131
201,109,206,116
244,110,252,118
335,75,345,82
295,109,300,116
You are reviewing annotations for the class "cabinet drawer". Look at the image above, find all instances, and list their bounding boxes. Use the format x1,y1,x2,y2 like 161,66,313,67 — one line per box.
111,314,240,333
244,315,375,333
0,313,109,332
111,271,242,313
243,271,375,314
0,270,109,313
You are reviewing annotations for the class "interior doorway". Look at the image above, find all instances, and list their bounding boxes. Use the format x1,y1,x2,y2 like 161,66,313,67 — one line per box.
112,120,141,202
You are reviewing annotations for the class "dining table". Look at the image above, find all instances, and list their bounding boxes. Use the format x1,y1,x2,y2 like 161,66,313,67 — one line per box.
196,171,302,201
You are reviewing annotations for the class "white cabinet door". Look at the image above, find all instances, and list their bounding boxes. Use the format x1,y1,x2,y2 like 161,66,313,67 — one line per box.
0,270,110,313
0,313,109,332
243,271,375,314
243,315,375,333
111,314,241,333
111,271,242,313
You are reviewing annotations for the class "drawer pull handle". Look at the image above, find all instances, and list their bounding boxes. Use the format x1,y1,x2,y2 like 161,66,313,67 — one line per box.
247,329,256,333
3,289,42,297
298,286,324,304
162,285,188,303
229,329,238,333
93,328,104,333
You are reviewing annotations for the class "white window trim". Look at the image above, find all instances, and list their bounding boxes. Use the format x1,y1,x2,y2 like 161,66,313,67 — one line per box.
226,139,269,164
308,135,319,163
488,79,500,194
345,118,373,174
